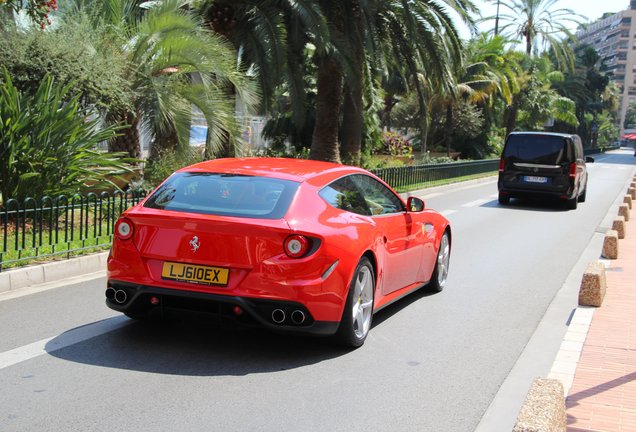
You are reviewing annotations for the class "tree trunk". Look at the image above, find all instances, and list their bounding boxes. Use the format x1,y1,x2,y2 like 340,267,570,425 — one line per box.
504,99,519,138
149,125,180,162
341,79,363,166
109,111,141,160
310,56,343,163
444,104,454,157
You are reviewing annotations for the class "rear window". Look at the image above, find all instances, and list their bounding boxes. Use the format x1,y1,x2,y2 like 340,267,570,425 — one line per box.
143,172,299,219
504,135,571,165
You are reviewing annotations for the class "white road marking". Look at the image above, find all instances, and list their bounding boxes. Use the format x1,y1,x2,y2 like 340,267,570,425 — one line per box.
440,209,457,216
0,316,129,370
462,199,489,208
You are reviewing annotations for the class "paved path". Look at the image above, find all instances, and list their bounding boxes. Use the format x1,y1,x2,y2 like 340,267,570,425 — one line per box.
562,175,636,431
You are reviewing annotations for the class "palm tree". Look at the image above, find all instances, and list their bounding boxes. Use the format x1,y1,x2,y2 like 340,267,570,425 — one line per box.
311,0,478,164
66,0,255,160
198,0,328,156
490,0,582,60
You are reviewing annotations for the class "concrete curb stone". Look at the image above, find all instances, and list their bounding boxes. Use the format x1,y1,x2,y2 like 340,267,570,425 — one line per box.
0,252,109,294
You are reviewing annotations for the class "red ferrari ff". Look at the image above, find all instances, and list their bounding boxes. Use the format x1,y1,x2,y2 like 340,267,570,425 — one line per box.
106,158,451,347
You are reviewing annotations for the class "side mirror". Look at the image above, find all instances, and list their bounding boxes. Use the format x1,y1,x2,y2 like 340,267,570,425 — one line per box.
407,196,425,212
585,156,595,163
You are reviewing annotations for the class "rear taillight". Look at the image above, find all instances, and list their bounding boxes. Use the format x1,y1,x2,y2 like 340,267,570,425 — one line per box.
115,218,134,240
284,235,310,258
498,158,505,172
569,162,577,178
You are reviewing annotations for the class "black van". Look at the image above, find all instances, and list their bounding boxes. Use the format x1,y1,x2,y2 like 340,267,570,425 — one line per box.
498,132,594,209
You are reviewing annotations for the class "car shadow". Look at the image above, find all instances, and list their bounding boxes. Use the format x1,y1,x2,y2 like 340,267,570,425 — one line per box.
46,315,352,377
47,286,438,376
480,198,569,212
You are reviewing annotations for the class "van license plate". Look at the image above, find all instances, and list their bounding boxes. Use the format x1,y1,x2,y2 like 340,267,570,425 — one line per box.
523,176,548,183
161,262,229,286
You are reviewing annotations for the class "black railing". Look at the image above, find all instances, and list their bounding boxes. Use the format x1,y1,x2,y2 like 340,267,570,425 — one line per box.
371,159,499,191
1,190,146,271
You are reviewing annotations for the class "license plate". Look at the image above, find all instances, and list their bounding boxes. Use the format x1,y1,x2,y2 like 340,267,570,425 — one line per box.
523,176,548,184
161,262,229,286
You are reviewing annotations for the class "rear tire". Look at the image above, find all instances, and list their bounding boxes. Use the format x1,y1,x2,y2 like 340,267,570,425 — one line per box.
567,196,578,210
429,232,451,292
578,183,587,203
334,257,375,348
498,193,510,205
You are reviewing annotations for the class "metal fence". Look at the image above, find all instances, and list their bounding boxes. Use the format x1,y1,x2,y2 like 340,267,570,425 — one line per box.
371,159,499,191
1,190,146,271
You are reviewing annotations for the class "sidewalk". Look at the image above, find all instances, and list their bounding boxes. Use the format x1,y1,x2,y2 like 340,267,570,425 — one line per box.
556,179,636,431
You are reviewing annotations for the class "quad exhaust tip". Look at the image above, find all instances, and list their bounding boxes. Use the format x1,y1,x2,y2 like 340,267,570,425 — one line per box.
291,310,306,325
105,287,116,300
114,289,128,304
271,309,286,324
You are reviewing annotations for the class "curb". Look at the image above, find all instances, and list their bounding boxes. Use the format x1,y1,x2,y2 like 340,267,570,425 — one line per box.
0,252,109,294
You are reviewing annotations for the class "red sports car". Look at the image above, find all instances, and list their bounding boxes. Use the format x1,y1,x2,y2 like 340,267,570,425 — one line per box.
106,158,451,347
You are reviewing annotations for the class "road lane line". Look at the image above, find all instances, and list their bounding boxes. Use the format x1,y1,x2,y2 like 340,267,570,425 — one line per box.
0,316,129,370
440,209,457,216
461,199,489,207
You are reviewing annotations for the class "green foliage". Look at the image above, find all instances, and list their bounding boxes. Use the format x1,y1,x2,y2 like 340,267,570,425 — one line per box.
0,15,133,115
624,101,636,129
0,70,136,203
142,147,204,189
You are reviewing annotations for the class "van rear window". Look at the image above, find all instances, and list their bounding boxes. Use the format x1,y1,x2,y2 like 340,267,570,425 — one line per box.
143,172,299,219
504,135,569,165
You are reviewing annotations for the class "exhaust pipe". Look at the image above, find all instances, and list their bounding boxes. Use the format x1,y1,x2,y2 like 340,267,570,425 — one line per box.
114,289,128,304
290,310,306,325
271,309,286,324
105,287,116,301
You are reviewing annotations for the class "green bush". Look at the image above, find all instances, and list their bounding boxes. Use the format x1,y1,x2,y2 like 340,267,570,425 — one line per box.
0,69,136,204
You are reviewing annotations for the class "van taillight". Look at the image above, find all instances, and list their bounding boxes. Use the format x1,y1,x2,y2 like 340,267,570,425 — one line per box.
569,162,577,178
498,158,505,172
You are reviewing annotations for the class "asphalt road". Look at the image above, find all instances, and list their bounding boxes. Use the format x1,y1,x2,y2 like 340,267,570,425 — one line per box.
1,150,635,432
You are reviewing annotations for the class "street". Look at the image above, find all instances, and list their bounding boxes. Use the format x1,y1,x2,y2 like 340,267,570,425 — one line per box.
1,150,635,432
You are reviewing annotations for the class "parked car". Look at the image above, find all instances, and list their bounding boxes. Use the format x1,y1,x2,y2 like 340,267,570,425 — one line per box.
498,132,594,209
106,158,451,347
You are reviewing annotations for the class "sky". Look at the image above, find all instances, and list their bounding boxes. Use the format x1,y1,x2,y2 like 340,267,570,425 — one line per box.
458,0,633,39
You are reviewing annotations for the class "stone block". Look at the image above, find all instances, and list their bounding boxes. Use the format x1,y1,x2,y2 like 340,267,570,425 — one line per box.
629,187,636,200
619,203,630,221
624,195,633,210
513,378,566,432
578,261,607,307
602,230,619,259
612,216,626,239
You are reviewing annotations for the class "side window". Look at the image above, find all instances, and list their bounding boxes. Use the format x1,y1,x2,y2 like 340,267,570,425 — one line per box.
319,176,371,216
350,174,405,215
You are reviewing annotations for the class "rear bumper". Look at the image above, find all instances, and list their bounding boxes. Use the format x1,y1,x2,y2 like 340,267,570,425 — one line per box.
498,177,575,200
106,280,340,336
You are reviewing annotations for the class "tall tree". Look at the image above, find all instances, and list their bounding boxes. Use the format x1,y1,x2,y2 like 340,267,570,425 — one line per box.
490,0,581,64
65,0,255,160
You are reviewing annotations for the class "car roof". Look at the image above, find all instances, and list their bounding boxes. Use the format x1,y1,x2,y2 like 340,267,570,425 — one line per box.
508,131,578,139
180,157,366,183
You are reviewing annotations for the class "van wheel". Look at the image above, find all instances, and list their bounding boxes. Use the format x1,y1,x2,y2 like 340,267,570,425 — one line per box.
498,193,510,205
567,196,578,210
578,184,587,203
